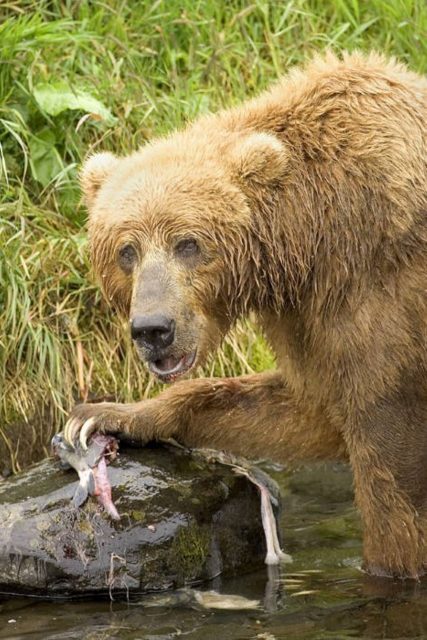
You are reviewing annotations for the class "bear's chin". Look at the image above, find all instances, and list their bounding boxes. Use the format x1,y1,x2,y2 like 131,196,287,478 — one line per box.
148,350,197,383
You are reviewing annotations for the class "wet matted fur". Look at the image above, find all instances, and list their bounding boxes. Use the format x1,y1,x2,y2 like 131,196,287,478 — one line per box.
70,51,427,578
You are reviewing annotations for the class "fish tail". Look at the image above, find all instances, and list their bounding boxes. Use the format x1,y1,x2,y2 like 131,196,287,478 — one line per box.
73,469,95,507
73,483,89,508
88,470,96,496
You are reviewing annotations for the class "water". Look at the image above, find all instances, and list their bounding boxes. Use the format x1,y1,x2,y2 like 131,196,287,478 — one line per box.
1,461,426,640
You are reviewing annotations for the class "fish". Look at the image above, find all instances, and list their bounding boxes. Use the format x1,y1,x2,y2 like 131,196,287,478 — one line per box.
234,464,292,565
51,432,120,520
172,444,292,566
140,587,260,610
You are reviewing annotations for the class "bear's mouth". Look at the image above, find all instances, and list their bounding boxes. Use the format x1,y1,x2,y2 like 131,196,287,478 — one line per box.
148,350,197,382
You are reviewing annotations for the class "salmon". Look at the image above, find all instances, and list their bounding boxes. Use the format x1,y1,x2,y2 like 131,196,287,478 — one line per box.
51,432,120,520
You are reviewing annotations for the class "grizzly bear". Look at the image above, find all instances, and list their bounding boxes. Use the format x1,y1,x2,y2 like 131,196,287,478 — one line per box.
65,51,427,579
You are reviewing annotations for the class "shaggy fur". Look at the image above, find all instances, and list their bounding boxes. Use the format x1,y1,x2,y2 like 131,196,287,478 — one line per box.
71,51,427,578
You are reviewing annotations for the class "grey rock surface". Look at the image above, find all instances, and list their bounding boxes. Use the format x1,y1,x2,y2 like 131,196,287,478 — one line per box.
0,444,270,597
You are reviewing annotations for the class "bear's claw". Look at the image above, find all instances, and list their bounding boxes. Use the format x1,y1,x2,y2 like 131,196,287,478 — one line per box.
64,415,98,449
63,417,79,446
80,417,97,450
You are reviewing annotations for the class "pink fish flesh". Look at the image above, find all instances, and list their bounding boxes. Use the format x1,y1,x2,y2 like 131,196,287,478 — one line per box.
93,455,120,520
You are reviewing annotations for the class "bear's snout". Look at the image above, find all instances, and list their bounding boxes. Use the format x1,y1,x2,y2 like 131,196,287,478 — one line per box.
130,314,175,350
130,312,197,382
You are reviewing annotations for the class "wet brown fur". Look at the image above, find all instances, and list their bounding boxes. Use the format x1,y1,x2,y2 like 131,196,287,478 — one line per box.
75,51,427,578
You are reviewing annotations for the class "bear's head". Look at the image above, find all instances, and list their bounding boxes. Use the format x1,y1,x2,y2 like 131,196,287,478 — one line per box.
81,130,288,382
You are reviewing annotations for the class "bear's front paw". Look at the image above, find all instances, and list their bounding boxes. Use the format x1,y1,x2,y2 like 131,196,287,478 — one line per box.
64,401,136,449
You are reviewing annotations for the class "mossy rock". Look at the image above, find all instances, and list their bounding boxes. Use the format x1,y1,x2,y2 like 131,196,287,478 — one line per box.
0,444,274,598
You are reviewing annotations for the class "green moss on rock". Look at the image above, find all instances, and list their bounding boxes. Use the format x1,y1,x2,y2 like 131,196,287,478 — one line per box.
168,522,210,583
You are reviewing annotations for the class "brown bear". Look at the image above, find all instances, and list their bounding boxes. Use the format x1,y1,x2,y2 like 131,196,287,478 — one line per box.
65,51,427,579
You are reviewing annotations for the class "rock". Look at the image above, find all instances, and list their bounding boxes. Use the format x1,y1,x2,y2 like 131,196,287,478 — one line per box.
0,444,276,597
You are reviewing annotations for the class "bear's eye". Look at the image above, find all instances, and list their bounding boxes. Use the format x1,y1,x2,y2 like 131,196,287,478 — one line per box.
118,244,137,273
174,238,200,259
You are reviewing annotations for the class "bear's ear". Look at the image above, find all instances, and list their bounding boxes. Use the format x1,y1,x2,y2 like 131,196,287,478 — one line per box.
80,152,119,208
229,132,289,186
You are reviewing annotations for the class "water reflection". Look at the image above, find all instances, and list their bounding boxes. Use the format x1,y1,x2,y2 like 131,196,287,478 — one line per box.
1,462,427,639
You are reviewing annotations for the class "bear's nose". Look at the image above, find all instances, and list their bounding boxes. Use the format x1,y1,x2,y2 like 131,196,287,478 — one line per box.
131,314,175,349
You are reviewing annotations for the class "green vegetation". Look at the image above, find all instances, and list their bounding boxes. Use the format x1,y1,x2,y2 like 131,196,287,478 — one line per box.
1,0,426,471
169,523,211,583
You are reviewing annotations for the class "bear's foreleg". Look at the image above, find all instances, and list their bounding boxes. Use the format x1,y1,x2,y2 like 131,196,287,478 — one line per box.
65,371,346,462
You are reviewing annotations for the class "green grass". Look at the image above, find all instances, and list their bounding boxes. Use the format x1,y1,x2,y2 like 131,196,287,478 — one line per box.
1,0,426,471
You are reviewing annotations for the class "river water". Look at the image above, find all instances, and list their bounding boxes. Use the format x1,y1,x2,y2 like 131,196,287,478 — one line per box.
1,461,425,639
